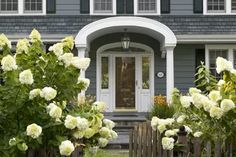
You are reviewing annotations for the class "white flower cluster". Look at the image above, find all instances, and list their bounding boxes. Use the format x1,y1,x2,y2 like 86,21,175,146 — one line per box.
29,29,41,42
16,39,30,54
1,55,17,72
19,69,34,85
92,101,107,112
216,57,233,74
59,140,75,156
46,103,62,119
151,116,175,133
77,78,90,91
26,123,42,139
0,33,11,48
49,43,64,57
29,89,41,100
40,87,57,101
162,137,175,150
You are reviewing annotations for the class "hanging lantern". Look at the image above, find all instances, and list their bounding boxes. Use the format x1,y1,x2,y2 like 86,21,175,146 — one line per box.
121,28,130,50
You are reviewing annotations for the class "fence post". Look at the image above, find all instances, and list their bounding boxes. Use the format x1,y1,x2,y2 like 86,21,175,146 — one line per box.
177,126,188,157
193,138,201,157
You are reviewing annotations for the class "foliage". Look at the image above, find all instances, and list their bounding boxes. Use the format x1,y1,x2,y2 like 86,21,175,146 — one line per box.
149,95,175,119
194,62,217,94
0,30,117,157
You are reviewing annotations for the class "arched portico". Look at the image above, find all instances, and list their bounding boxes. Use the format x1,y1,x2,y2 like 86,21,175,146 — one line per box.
75,16,177,101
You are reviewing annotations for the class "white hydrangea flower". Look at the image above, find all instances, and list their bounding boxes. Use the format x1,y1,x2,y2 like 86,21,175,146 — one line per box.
98,138,109,148
192,93,208,109
20,143,28,151
71,57,91,70
19,69,34,85
1,55,18,72
193,131,203,138
151,116,159,131
231,69,236,75
209,106,224,119
47,103,62,119
0,33,11,48
26,123,42,139
73,130,84,139
16,39,30,54
9,137,17,146
77,78,90,91
58,53,74,67
40,87,57,101
62,36,74,50
217,80,225,87
202,99,216,112
165,130,176,137
180,96,192,108
103,119,115,130
177,115,186,123
49,43,64,57
77,117,89,131
158,118,175,126
184,125,192,134
84,128,95,139
216,57,233,74
92,101,107,112
59,140,75,156
220,99,235,112
162,137,175,150
29,29,41,42
189,87,201,96
209,90,222,102
157,124,166,134
99,127,111,138
110,130,118,140
64,115,78,130
29,89,41,100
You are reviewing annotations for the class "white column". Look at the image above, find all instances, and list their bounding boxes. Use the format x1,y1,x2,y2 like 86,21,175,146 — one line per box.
165,46,175,102
77,46,87,97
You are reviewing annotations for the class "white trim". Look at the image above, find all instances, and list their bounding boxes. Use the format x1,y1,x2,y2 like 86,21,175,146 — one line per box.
75,16,177,49
204,0,236,15
96,42,155,112
205,44,236,68
0,0,46,16
134,0,160,15
90,0,116,15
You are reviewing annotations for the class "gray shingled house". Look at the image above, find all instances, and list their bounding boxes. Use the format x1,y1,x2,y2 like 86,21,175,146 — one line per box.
1,0,235,115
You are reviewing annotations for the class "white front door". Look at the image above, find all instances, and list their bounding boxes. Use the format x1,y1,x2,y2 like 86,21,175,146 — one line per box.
97,52,154,112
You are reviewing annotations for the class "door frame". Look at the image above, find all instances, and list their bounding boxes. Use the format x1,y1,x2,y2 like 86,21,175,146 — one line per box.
96,42,155,112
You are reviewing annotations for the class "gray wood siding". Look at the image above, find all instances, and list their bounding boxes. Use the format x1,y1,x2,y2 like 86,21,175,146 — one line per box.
56,0,80,15
169,0,194,15
174,44,204,93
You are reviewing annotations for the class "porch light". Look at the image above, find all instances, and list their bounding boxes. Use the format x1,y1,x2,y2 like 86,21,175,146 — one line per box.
121,28,130,50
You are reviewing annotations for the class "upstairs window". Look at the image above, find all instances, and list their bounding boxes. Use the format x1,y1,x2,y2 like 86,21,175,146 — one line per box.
138,0,156,13
94,0,113,13
24,0,42,12
0,0,18,12
232,0,236,11
207,0,225,12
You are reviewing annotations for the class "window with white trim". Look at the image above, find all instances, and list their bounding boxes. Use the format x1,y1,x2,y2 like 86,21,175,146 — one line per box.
232,0,236,11
24,0,42,13
207,0,225,12
0,0,18,12
138,0,156,13
94,0,112,13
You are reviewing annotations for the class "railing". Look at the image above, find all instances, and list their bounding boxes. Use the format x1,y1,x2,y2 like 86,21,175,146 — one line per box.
129,121,234,157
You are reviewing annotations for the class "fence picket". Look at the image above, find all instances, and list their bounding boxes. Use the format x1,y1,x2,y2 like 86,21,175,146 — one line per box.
215,140,222,157
133,126,138,157
147,122,152,157
129,130,134,157
193,138,201,157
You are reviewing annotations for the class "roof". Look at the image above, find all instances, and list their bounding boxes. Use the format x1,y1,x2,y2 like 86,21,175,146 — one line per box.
1,15,236,40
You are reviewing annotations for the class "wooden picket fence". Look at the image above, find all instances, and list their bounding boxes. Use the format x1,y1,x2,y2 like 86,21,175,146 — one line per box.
129,121,234,157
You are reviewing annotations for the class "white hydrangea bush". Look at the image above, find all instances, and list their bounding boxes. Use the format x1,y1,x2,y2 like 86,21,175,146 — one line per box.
0,30,117,157
151,57,236,151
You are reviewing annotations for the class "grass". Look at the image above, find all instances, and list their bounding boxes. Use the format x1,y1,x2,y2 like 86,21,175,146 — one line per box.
85,149,129,157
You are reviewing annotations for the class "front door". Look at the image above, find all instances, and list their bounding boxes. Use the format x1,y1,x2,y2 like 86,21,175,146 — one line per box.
97,51,154,112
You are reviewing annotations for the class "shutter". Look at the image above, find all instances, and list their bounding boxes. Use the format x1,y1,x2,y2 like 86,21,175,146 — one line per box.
46,0,56,14
194,0,203,13
195,48,205,79
117,0,125,14
80,0,90,14
161,0,170,13
126,0,134,14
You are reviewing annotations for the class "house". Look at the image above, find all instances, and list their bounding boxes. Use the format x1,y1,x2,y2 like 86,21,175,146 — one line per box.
1,0,236,114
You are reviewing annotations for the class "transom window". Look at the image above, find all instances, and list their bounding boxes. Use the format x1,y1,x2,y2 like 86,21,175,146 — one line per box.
0,0,18,12
207,0,225,12
94,0,112,13
138,0,156,13
24,0,42,12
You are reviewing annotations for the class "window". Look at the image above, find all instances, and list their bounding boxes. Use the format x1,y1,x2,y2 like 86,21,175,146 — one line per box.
101,57,109,89
0,0,18,12
138,0,156,13
94,0,112,13
142,57,150,89
207,0,225,12
209,49,228,79
232,0,236,11
24,0,42,12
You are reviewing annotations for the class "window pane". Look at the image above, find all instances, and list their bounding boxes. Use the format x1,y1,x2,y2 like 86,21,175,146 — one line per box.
138,0,156,12
232,0,236,10
24,0,42,12
142,57,150,89
207,0,225,12
0,0,18,12
94,0,112,12
101,57,109,89
209,49,228,80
